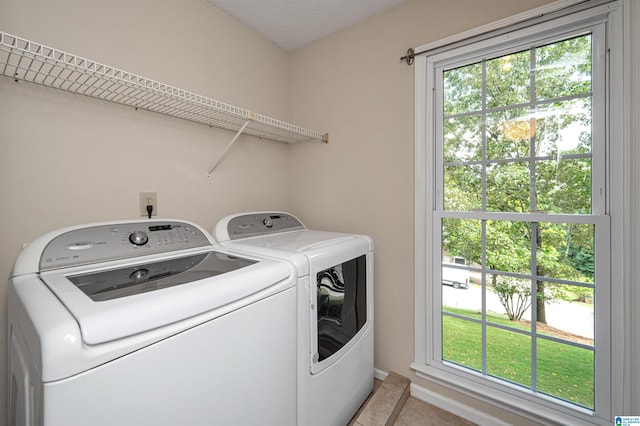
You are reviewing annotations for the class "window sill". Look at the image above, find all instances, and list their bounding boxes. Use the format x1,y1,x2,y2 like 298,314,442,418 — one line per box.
410,362,609,426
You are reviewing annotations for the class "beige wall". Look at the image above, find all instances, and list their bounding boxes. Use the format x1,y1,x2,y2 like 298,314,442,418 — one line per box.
289,0,560,424
0,0,294,420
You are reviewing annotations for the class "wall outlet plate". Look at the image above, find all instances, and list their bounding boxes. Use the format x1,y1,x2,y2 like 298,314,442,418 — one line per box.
139,192,157,217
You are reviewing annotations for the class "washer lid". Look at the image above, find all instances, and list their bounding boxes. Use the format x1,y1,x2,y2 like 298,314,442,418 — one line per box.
40,249,294,345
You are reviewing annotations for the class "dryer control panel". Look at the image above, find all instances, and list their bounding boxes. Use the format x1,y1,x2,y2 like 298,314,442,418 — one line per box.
40,221,211,271
218,212,305,241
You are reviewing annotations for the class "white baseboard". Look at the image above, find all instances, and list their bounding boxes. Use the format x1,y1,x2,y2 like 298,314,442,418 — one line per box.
373,368,388,381
408,382,511,426
373,368,509,426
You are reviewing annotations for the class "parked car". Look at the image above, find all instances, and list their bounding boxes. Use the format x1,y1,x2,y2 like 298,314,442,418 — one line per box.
442,263,470,289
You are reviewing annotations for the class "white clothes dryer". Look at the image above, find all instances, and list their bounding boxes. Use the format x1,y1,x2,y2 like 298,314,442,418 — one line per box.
8,219,297,426
215,212,374,426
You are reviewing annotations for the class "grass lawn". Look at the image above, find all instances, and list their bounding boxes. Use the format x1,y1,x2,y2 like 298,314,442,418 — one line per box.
442,307,594,409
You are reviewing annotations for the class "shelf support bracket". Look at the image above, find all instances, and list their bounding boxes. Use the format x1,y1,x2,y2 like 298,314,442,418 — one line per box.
208,119,252,175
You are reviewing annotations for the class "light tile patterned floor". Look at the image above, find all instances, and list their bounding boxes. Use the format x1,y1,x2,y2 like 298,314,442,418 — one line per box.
351,378,477,426
394,397,476,426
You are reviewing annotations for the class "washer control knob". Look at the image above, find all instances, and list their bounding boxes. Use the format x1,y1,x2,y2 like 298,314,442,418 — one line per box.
263,218,273,228
129,268,149,281
129,230,149,246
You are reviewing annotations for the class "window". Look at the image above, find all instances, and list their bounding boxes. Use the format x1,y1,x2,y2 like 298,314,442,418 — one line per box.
414,3,622,424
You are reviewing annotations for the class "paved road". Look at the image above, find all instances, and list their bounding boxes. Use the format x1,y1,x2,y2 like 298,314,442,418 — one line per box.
443,283,594,339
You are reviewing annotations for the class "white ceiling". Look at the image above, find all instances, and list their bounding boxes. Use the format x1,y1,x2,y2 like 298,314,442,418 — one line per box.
207,0,409,51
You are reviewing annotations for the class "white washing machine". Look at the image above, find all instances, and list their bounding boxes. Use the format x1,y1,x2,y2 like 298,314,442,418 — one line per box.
7,219,297,426
215,212,374,426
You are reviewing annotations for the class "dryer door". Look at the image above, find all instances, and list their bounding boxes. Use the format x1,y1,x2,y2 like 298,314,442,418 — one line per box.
307,238,372,374
316,255,366,358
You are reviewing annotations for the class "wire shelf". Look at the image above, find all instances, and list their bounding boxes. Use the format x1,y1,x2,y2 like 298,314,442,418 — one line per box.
0,31,328,145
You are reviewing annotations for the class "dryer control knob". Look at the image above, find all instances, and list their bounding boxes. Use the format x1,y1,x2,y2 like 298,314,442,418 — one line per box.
129,230,149,246
263,218,273,228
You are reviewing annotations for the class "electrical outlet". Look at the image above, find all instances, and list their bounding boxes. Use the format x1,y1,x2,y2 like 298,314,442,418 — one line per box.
139,192,157,218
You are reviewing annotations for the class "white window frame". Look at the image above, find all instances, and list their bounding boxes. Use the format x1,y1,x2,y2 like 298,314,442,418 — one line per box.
412,2,624,424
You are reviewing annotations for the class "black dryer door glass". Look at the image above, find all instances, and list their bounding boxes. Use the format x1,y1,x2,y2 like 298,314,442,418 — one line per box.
316,254,367,361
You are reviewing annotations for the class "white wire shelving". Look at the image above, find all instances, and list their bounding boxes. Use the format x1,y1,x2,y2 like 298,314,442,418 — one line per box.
0,31,328,173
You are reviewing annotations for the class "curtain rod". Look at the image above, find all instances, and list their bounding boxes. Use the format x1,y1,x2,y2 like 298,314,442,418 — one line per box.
398,0,605,65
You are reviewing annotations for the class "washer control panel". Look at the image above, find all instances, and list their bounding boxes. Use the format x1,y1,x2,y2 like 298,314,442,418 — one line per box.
40,221,211,271
221,212,305,240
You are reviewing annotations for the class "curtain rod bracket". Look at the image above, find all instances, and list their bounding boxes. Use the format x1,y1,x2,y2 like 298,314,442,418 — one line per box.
400,48,415,65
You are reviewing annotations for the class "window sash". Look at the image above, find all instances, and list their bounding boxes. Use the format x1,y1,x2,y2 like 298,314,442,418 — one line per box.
431,212,610,404
434,25,606,216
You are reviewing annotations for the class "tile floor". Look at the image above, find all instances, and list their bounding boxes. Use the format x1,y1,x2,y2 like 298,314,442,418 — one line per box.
351,377,477,426
394,397,476,426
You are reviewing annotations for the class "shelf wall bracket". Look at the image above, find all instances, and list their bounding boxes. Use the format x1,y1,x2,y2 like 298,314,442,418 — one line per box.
208,118,252,175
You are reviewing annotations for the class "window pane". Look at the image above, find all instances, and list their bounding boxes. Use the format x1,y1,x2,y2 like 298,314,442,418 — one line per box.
442,265,476,314
487,274,532,323
486,108,531,160
535,98,592,157
536,35,592,101
487,325,531,387
537,283,594,345
486,50,530,109
537,338,594,409
538,223,595,282
444,114,483,162
444,165,482,211
486,220,532,275
443,283,478,314
442,219,481,315
486,162,530,212
536,158,591,214
442,315,482,371
442,218,482,266
444,63,483,115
